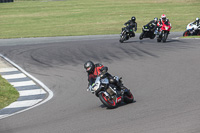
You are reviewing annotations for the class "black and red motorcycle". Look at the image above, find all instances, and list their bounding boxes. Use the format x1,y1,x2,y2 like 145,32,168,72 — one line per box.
88,69,134,109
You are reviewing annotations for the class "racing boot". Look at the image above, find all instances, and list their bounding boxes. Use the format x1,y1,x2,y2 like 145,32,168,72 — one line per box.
116,81,125,91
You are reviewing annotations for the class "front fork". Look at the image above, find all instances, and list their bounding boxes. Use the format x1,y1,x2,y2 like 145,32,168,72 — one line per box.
157,30,163,38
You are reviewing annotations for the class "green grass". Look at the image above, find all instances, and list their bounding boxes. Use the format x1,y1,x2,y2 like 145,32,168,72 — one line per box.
182,36,200,38
0,75,19,109
0,0,199,38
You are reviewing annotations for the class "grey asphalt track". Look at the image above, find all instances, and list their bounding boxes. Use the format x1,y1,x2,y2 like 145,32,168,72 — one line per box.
0,33,200,133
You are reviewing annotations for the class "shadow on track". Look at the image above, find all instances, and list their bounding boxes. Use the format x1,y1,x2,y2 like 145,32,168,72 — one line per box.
99,100,136,110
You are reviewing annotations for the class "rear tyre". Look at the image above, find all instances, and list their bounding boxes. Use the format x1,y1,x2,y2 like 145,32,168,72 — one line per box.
150,34,156,39
197,30,200,36
157,38,161,42
124,89,134,103
99,92,117,109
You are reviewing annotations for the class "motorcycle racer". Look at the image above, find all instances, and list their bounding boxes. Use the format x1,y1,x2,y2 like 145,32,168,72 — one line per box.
157,14,171,34
192,17,200,27
123,16,137,37
146,17,158,32
139,17,158,40
84,61,123,92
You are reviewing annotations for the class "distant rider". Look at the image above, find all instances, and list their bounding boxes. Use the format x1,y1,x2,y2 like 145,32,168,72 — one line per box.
192,17,200,27
157,14,171,34
123,16,137,37
146,17,158,32
84,61,123,92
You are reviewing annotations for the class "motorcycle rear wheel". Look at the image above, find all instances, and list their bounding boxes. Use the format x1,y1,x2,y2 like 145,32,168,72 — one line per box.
150,34,156,39
157,38,161,42
99,92,117,109
124,89,134,103
197,30,200,35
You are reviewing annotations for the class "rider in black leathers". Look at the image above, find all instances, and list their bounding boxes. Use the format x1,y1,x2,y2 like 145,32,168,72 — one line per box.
146,17,158,32
123,16,137,37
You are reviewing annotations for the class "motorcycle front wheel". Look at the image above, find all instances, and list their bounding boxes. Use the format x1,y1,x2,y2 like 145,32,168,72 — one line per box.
183,30,190,36
99,92,117,109
139,32,144,40
119,33,126,43
162,32,168,42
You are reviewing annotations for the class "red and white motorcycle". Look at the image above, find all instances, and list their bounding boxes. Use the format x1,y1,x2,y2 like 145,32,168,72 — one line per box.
183,22,200,36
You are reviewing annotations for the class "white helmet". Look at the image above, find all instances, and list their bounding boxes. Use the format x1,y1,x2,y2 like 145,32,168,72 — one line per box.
161,14,167,22
196,17,199,21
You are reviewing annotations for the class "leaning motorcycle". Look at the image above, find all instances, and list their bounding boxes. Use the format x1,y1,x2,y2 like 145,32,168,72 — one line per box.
89,72,134,109
139,24,156,40
183,22,200,36
157,23,171,42
119,26,133,43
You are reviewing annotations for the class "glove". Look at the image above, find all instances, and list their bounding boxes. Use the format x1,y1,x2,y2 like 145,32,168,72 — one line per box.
87,85,92,92
87,84,95,94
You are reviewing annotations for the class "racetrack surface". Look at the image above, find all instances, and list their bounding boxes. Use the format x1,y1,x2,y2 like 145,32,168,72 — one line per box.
0,33,200,133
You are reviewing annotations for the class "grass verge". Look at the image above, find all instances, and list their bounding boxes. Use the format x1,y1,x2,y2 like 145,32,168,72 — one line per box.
0,0,199,38
0,75,19,110
182,36,200,38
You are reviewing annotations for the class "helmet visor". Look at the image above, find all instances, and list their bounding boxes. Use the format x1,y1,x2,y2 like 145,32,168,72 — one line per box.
162,18,166,21
86,67,91,72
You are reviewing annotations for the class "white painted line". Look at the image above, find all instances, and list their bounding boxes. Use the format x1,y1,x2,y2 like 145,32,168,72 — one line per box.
19,89,46,96
0,67,18,72
4,99,43,109
172,37,179,39
0,115,8,118
2,73,27,79
0,54,54,120
10,81,36,87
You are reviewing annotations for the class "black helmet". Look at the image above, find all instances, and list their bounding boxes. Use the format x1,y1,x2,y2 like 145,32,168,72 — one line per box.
84,61,95,73
131,16,136,22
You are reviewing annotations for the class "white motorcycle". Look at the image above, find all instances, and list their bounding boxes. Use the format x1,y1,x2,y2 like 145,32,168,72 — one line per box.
183,22,200,36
